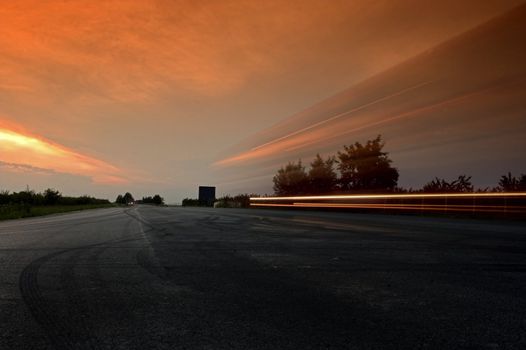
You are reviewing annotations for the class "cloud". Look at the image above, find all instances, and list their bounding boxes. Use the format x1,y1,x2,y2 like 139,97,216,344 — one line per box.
0,161,56,176
0,0,343,102
1,0,523,201
1,0,521,104
213,4,526,191
0,120,128,184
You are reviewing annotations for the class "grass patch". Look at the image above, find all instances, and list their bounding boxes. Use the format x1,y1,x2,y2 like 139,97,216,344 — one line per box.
0,204,115,221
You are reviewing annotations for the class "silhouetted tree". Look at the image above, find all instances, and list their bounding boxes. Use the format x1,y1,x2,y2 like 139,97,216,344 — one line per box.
0,187,109,208
138,195,165,205
422,175,473,193
337,135,399,191
453,175,474,192
422,178,450,193
214,194,252,208
152,195,164,205
123,192,134,204
115,194,125,204
233,194,251,207
273,160,308,196
43,188,62,205
499,172,526,192
13,189,38,205
0,190,10,205
182,198,200,206
308,154,338,194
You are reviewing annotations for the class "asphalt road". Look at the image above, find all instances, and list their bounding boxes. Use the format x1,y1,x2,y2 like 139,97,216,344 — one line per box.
0,206,525,349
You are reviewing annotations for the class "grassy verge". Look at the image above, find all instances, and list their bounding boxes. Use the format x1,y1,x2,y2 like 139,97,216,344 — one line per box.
0,204,115,221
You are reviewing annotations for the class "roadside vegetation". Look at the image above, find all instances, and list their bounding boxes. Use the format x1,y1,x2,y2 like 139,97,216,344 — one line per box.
183,135,524,210
0,188,112,221
115,192,165,206
181,198,201,207
271,135,526,195
136,195,165,205
115,192,135,205
182,194,254,208
213,194,252,208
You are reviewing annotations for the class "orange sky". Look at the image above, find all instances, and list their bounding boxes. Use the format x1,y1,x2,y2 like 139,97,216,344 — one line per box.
1,0,525,201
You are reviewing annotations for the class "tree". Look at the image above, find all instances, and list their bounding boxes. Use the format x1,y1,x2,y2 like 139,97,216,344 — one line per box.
422,175,473,193
308,154,338,194
499,172,526,192
0,190,10,205
214,194,251,208
115,193,134,205
115,194,125,204
233,194,251,207
152,195,164,205
337,135,399,191
123,192,134,204
14,188,37,205
138,195,165,205
43,188,62,205
182,198,199,206
453,175,474,192
273,160,308,196
422,178,449,193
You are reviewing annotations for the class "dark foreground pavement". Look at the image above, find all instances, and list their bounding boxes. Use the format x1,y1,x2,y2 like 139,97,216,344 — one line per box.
0,206,525,349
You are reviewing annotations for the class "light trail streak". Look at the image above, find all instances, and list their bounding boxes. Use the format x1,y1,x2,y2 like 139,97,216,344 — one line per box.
250,192,526,201
251,202,526,214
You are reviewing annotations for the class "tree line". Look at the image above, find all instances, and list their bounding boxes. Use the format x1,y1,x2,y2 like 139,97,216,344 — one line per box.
182,194,253,208
136,195,164,205
272,135,525,196
115,192,165,205
0,188,110,206
115,192,135,205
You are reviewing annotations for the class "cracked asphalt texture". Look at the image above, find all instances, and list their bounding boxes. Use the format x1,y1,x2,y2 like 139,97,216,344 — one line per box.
0,205,525,349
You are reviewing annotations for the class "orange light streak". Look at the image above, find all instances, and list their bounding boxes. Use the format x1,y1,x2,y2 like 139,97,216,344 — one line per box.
250,192,526,201
251,202,526,214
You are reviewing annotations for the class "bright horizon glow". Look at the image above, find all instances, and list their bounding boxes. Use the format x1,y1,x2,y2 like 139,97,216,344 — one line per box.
0,126,127,184
0,129,70,156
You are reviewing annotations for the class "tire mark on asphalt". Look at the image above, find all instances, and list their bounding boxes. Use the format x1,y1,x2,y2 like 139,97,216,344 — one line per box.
19,235,142,350
124,208,168,280
86,245,125,349
59,248,101,350
19,249,78,350
135,246,167,280
76,218,140,348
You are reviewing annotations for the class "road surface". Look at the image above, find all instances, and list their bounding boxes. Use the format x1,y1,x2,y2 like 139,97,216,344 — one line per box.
0,206,525,349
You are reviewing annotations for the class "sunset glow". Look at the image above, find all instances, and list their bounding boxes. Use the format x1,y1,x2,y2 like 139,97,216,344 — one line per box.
1,3,525,348
0,125,126,184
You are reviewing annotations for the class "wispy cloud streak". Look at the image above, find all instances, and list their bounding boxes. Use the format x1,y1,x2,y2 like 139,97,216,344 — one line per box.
0,121,127,184
213,4,526,192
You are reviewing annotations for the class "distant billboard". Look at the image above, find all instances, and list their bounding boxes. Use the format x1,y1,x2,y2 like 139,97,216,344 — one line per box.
198,186,216,207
